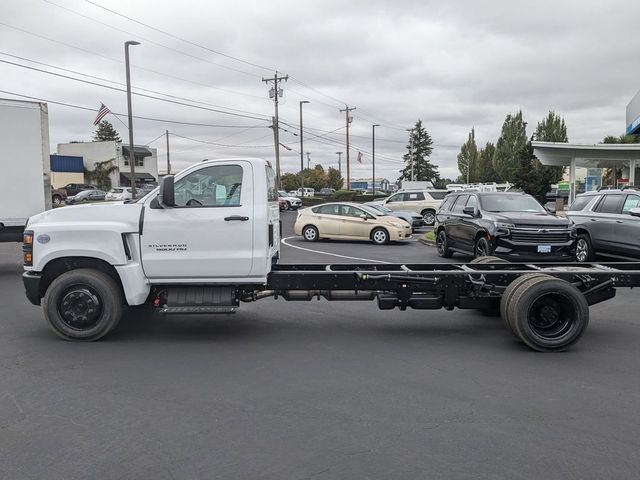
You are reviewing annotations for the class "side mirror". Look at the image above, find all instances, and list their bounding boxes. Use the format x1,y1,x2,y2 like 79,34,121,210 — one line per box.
630,207,640,218
158,175,175,208
359,214,368,220
462,206,476,216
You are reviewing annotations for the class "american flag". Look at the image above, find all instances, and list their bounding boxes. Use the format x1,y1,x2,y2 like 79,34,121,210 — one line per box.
357,151,363,163
93,103,110,125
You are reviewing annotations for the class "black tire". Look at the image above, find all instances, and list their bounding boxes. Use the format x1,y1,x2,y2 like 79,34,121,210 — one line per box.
469,255,508,264
302,225,319,242
52,195,62,205
474,236,492,258
575,233,594,262
42,268,123,341
436,229,453,258
500,273,552,334
505,276,589,352
283,201,291,211
371,227,389,245
421,209,436,226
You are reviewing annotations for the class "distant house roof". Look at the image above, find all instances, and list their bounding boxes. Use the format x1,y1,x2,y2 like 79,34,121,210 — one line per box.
50,154,83,173
121,145,153,157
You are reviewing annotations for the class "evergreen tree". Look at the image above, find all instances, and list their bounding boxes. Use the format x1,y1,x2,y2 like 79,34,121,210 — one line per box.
399,120,439,182
326,167,344,190
531,110,568,189
476,142,497,183
457,128,479,184
93,120,122,142
493,111,528,182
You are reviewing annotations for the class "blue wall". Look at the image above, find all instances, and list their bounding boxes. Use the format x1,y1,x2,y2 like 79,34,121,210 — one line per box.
50,155,83,173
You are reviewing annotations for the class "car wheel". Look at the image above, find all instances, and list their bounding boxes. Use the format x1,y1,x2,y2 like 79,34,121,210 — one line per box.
52,195,62,205
42,268,123,341
421,209,436,226
575,234,594,262
371,228,389,245
283,201,290,211
302,225,319,242
436,229,453,258
474,237,492,258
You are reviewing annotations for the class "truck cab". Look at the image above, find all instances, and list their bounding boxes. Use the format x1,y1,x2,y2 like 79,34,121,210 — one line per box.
23,158,280,340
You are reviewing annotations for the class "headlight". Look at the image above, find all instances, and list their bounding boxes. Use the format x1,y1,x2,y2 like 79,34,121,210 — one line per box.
494,221,515,229
390,222,405,229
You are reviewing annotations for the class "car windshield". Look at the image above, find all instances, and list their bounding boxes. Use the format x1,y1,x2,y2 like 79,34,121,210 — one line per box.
278,190,288,197
480,194,546,213
360,204,386,216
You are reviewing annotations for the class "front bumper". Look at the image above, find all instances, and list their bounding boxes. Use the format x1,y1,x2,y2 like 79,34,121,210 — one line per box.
389,227,413,241
23,271,42,305
493,237,576,261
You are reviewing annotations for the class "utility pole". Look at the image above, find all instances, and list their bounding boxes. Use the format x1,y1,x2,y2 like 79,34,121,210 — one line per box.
306,152,311,170
124,40,140,198
340,105,356,190
372,125,380,195
165,129,171,175
299,101,310,174
336,151,343,177
262,72,288,189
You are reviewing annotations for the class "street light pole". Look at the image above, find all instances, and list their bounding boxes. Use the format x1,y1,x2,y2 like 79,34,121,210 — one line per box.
299,101,310,174
372,124,380,195
335,151,343,177
124,40,140,199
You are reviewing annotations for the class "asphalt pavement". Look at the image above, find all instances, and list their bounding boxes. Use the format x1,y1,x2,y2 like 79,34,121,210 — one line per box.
1,213,640,479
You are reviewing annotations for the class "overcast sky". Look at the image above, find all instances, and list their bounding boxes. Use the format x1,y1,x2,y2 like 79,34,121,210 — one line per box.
1,0,638,181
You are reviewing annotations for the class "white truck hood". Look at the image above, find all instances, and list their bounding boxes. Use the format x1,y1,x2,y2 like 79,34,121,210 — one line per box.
27,202,143,232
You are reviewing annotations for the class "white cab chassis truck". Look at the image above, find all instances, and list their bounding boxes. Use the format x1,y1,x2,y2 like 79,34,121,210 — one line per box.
22,158,640,352
0,98,51,242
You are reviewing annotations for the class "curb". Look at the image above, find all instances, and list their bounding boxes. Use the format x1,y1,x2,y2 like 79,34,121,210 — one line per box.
419,236,436,247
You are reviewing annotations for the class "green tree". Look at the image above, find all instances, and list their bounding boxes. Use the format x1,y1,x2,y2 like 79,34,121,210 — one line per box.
531,110,568,190
93,120,121,142
457,128,479,183
280,172,300,192
399,120,439,183
493,111,528,182
85,159,118,191
326,167,344,190
476,142,497,183
602,134,640,144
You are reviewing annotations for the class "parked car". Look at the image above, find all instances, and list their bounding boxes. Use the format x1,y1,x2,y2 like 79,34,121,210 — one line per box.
289,187,315,197
316,188,336,197
294,202,412,245
434,191,576,260
51,186,67,205
65,189,107,205
137,184,157,196
62,183,98,197
105,187,133,201
277,190,302,210
382,189,449,226
364,203,424,230
567,188,640,261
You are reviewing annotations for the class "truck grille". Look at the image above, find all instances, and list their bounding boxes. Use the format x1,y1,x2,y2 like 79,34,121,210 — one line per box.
510,230,570,243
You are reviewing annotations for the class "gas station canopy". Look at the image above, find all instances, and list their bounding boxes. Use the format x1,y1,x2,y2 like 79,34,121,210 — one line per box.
532,141,640,203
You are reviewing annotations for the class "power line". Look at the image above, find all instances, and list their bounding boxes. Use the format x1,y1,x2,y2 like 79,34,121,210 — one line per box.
0,89,265,128
169,132,274,148
84,0,274,73
0,59,270,121
0,52,270,119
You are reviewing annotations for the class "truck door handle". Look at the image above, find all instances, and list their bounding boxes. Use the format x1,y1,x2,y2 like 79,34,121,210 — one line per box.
616,220,623,223
224,215,249,221
590,218,597,221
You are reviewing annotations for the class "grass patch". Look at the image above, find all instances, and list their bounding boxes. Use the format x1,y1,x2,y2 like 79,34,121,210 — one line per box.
422,231,436,242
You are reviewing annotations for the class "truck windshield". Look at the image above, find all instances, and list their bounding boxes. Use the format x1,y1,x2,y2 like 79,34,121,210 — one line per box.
480,194,546,213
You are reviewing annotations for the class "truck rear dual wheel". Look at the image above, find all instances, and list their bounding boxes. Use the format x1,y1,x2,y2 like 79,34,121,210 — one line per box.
501,274,589,352
43,268,123,341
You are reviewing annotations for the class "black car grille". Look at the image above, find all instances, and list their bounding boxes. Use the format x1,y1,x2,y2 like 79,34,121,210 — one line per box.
510,230,570,243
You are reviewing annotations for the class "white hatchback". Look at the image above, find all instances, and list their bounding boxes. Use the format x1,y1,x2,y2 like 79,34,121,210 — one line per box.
105,187,132,201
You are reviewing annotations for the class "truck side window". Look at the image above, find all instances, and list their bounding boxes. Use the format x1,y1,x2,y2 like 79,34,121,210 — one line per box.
173,165,243,207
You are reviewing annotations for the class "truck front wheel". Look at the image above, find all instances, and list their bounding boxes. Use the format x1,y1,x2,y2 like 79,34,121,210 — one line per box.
42,268,123,341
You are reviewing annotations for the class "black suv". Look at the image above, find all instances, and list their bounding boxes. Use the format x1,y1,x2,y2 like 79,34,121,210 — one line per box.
566,188,640,261
434,191,576,260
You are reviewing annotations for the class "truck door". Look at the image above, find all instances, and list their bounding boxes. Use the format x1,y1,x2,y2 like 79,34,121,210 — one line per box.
140,161,254,280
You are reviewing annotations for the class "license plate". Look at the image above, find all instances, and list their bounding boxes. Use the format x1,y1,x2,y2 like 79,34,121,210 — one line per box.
537,245,552,253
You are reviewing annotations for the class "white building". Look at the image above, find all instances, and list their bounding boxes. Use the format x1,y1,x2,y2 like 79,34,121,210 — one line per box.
57,140,158,188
